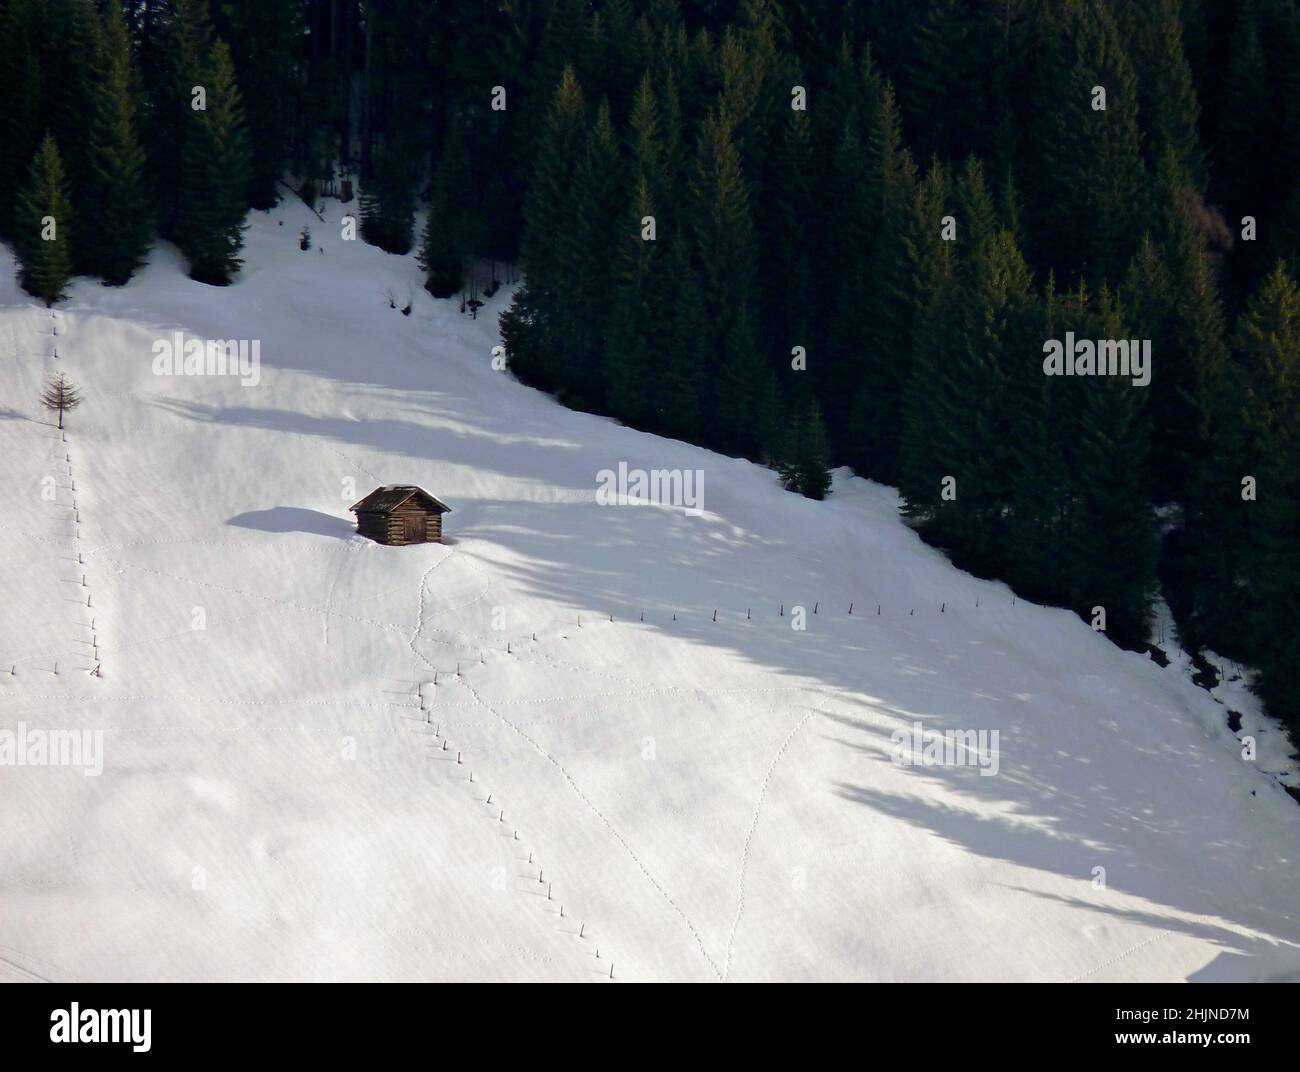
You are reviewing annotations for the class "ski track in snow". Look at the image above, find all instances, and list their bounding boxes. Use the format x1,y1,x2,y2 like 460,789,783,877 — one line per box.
322,541,361,646
721,701,823,981
0,942,82,984
1068,929,1176,983
456,673,722,980
400,547,618,980
0,952,53,983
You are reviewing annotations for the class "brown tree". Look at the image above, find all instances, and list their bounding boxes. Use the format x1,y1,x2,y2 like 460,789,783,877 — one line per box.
41,373,82,430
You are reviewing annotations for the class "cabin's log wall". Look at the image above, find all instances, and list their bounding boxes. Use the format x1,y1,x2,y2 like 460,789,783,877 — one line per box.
353,508,444,545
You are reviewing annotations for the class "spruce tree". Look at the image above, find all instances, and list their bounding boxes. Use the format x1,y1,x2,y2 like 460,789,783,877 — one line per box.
690,110,765,456
716,303,778,460
779,401,833,500
419,121,474,297
1111,0,1204,181
627,72,666,217
359,136,418,256
0,0,43,238
1120,235,1177,499
1056,286,1158,646
211,0,300,210
14,133,74,305
81,1,152,286
34,0,103,236
564,99,625,409
173,39,251,284
1019,0,1145,284
853,82,918,481
659,232,708,444
1002,277,1064,600
1066,372,1159,646
605,174,658,428
1225,264,1300,726
821,122,873,450
502,66,587,392
152,0,218,239
763,105,815,404
1216,0,1267,220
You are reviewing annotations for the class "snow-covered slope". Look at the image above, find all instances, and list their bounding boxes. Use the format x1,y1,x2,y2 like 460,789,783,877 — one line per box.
1,203,1296,983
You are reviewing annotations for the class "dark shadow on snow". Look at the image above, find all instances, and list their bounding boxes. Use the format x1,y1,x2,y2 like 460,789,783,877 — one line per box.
227,506,353,537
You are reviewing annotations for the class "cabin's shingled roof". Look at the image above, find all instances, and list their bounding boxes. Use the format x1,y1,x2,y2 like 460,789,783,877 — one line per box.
349,485,452,514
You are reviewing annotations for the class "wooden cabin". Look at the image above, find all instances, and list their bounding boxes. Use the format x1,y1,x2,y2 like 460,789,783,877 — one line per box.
349,485,451,545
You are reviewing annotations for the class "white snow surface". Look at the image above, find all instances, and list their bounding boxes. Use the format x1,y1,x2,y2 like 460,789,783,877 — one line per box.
1,203,1297,983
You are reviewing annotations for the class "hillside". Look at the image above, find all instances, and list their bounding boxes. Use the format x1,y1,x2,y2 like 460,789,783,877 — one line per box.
0,201,1297,983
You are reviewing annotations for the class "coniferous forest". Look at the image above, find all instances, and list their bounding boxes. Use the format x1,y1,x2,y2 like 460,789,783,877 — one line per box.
2,0,1298,744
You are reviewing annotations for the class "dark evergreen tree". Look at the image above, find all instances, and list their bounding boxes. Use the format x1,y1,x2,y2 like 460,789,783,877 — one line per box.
1018,0,1146,285
605,174,660,429
33,0,103,232
778,401,832,500
212,0,301,209
14,133,74,305
1216,0,1267,221
659,232,708,444
151,0,219,239
502,66,588,392
690,109,764,456
563,99,625,409
1218,265,1300,730
0,0,44,238
80,1,152,286
1112,0,1205,180
1056,285,1159,646
419,121,474,297
173,39,251,285
359,136,418,256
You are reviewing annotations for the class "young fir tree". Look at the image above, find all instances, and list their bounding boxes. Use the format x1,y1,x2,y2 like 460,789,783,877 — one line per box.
35,0,103,242
0,0,44,239
763,104,815,399
716,304,778,460
605,173,663,429
1001,276,1064,600
1223,264,1300,728
501,66,587,392
81,1,152,286
1057,287,1158,646
419,121,474,298
211,0,300,210
1170,245,1235,645
563,99,625,409
1216,0,1267,223
14,134,74,306
657,70,687,212
1066,370,1159,646
1019,0,1145,284
659,232,708,445
1111,0,1204,181
903,158,1034,574
690,110,768,456
1119,234,1177,497
851,82,918,481
626,72,665,210
152,0,218,239
820,122,873,448
173,39,251,284
359,136,418,256
778,401,833,500
898,161,959,526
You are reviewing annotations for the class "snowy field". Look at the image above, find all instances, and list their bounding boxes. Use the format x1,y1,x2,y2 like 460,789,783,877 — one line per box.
0,203,1297,983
